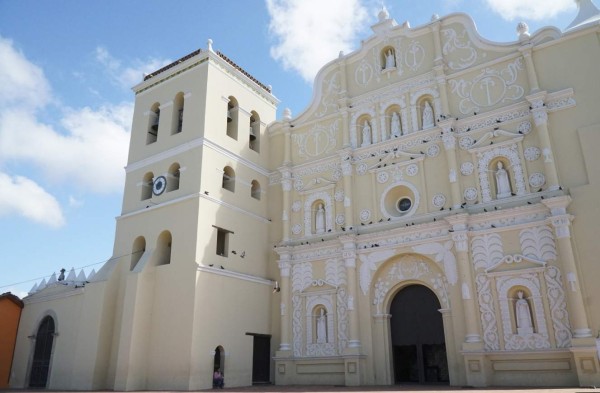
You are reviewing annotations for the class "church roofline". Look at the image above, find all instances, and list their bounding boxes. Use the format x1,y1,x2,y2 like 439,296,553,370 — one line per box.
142,48,272,94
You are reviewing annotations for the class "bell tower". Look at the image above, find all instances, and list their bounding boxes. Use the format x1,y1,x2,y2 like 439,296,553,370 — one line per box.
107,40,279,390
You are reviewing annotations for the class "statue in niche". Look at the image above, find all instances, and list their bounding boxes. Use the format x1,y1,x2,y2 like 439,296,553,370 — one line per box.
315,203,325,234
391,112,401,137
422,101,434,129
316,309,327,343
495,161,512,199
515,291,534,335
361,120,372,147
385,49,395,69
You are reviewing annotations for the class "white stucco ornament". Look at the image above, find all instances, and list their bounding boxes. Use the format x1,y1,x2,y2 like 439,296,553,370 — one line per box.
377,171,389,183
292,224,302,235
406,164,419,176
524,147,541,161
432,193,446,208
334,190,345,202
427,144,440,157
360,209,371,222
464,187,478,201
358,249,396,295
460,161,474,175
529,172,546,188
412,241,458,285
292,200,302,212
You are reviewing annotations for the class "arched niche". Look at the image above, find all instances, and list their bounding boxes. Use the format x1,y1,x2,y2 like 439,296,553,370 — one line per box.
350,109,377,148
303,191,333,236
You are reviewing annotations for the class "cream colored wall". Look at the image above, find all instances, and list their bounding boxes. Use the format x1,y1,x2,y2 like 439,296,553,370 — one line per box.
11,288,85,389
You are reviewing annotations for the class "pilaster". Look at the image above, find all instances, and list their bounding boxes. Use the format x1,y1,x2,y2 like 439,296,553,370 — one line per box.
339,235,360,352
439,120,462,208
526,92,560,190
275,249,292,355
340,151,355,228
542,196,592,338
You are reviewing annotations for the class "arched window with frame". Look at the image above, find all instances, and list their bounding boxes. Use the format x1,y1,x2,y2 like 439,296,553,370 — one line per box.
147,103,160,144
167,163,180,192
222,166,235,192
172,92,184,134
130,236,146,271
155,230,172,266
226,96,239,140
249,111,260,152
141,172,154,200
251,180,261,200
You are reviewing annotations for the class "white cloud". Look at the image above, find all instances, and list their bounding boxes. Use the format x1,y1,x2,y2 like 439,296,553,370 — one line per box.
0,35,134,226
484,0,575,21
0,36,51,109
266,0,371,83
0,172,65,228
0,103,132,193
95,46,171,89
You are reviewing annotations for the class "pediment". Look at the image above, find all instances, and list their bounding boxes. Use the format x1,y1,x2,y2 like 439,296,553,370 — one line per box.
485,254,546,274
299,278,338,294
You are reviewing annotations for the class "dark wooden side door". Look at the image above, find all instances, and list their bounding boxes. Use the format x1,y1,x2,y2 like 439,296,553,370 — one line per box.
251,334,271,384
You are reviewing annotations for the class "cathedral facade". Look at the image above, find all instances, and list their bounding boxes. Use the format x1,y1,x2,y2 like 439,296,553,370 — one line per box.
9,3,600,390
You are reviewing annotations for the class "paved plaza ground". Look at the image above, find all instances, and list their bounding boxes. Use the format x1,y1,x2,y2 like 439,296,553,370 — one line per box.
3,386,600,393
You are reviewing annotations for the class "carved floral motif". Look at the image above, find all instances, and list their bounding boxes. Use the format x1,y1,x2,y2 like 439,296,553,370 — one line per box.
529,172,546,188
461,161,474,175
432,193,446,208
427,144,440,157
524,146,541,161
464,187,478,201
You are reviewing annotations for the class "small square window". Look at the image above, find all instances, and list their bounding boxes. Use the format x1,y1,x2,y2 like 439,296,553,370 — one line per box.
216,228,229,257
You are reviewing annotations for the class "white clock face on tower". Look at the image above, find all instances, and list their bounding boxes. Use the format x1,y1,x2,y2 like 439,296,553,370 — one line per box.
152,176,167,196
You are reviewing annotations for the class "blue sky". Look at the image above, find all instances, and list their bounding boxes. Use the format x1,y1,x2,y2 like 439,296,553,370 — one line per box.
0,0,582,297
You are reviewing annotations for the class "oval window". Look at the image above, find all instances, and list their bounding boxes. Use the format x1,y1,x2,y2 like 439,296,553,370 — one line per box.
397,197,412,212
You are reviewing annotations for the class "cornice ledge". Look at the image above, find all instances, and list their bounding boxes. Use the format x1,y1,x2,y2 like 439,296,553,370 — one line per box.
197,264,273,286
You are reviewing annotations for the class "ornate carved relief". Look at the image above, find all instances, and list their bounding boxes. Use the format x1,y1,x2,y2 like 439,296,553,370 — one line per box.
412,241,458,285
529,172,546,188
464,187,478,201
461,161,474,175
427,144,440,157
372,255,449,314
406,164,419,176
432,194,447,208
475,273,501,350
519,225,557,261
405,40,425,71
355,59,374,86
326,259,347,287
442,28,478,70
358,250,396,295
524,146,541,161
449,58,524,114
292,120,339,158
334,190,345,202
292,200,302,212
292,224,302,235
472,233,504,270
544,266,572,348
360,209,371,222
292,262,313,292
316,72,341,118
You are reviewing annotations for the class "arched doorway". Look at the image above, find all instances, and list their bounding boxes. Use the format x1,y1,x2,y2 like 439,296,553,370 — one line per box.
29,316,55,387
213,345,225,374
390,285,448,384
